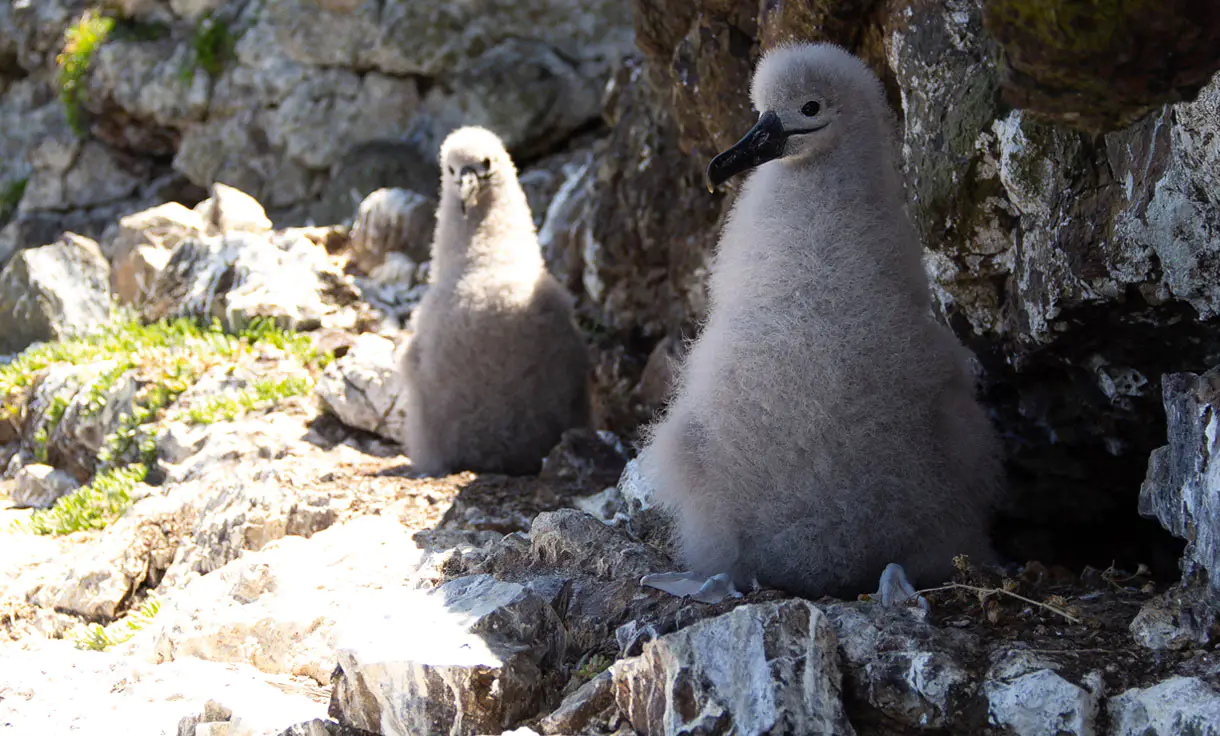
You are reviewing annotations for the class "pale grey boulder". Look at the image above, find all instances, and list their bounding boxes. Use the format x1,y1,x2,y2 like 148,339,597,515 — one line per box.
0,233,111,355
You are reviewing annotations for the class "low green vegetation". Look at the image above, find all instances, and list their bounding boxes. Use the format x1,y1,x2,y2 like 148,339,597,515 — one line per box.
109,18,171,43
25,464,147,536
73,594,161,651
574,652,613,681
176,375,314,425
6,317,330,536
181,14,235,83
57,9,115,136
31,395,69,463
0,177,28,226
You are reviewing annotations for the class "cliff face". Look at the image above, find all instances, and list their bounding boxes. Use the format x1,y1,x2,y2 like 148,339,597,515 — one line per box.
0,0,635,258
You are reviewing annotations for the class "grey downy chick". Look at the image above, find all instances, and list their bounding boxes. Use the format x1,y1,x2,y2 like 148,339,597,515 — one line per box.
401,126,592,476
639,43,1003,605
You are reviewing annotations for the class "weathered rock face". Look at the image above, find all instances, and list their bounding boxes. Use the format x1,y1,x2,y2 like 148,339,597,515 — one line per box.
314,333,408,441
0,0,635,256
1140,369,1220,604
0,232,111,354
613,600,854,736
617,0,1220,572
329,574,568,736
983,0,1220,132
10,463,80,509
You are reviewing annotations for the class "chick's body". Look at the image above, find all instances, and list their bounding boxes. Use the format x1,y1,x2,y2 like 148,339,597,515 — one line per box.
403,127,590,476
640,44,1002,599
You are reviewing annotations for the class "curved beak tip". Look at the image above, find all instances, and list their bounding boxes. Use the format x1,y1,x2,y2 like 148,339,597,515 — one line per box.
703,110,788,191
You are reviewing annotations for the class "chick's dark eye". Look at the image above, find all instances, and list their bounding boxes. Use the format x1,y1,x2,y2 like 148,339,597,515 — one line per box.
448,166,455,175
482,157,492,170
801,100,821,117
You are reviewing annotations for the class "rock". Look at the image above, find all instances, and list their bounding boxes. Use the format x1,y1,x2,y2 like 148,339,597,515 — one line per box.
414,39,604,158
348,188,435,272
529,509,663,582
156,413,346,581
982,1,1220,132
1140,369,1220,602
9,463,79,509
538,669,615,735
170,0,225,22
136,516,428,685
1129,585,1218,651
257,0,632,80
613,600,854,735
0,233,111,354
19,494,186,620
0,640,327,735
197,183,274,236
142,230,357,331
329,574,567,736
1108,677,1220,736
314,333,408,440
823,603,981,731
21,139,151,212
110,202,206,305
19,359,139,480
538,428,628,491
113,243,172,306
1118,77,1220,321
984,651,1103,736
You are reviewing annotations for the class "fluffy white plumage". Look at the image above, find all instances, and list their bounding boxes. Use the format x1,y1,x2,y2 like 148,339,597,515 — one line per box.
639,43,1004,600
401,127,591,476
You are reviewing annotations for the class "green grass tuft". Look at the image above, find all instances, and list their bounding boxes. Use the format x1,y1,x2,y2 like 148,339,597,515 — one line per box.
0,178,28,226
57,9,115,136
181,14,235,83
23,463,146,536
4,316,332,536
31,395,70,463
178,375,314,426
73,594,161,651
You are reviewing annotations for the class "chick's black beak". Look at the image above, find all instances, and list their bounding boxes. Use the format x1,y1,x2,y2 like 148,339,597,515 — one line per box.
706,111,788,191
459,165,481,215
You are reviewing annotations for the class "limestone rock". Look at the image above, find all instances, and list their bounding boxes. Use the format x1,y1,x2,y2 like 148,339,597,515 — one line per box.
0,640,327,734
156,413,345,581
142,230,356,331
20,494,185,620
1140,369,1220,602
111,202,206,305
1108,677,1220,736
197,183,274,236
823,603,980,731
538,670,614,735
348,188,435,272
984,651,1103,736
329,574,567,736
136,516,428,685
9,463,79,509
613,600,854,735
414,40,604,158
314,333,408,440
0,233,111,355
1129,585,1217,651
